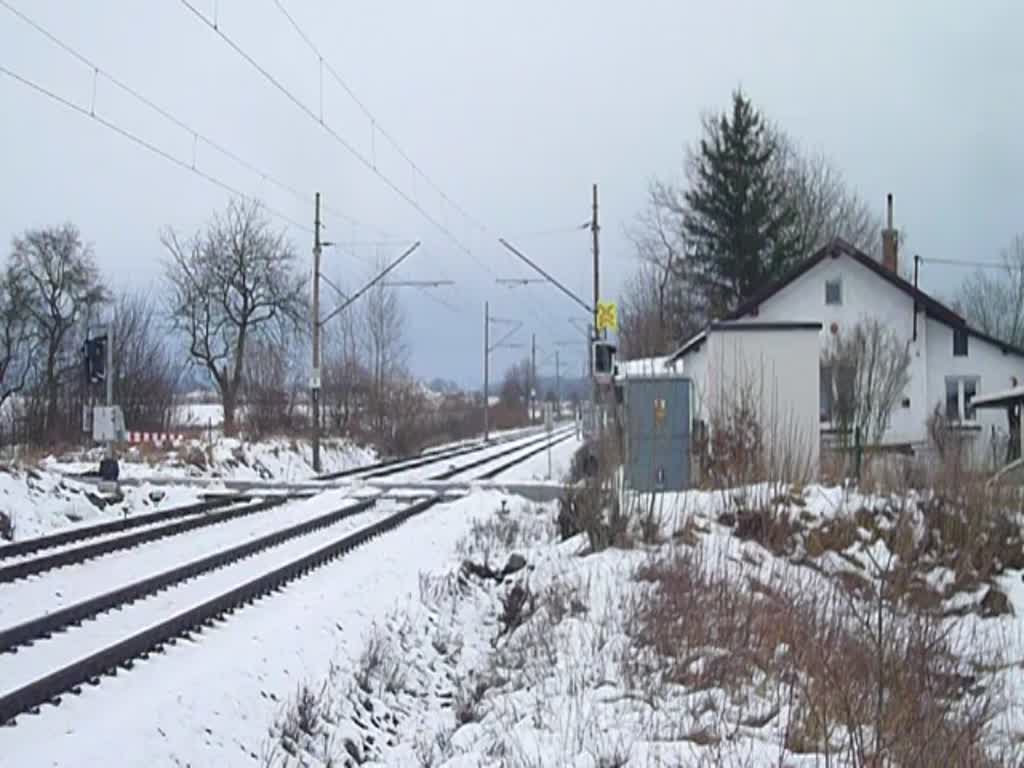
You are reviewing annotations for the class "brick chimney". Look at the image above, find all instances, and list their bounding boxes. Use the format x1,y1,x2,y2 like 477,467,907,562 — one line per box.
881,193,898,273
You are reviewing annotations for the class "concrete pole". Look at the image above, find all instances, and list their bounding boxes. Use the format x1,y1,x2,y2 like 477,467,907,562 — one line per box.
555,349,560,418
590,183,601,439
483,301,490,442
531,332,536,425
312,192,322,473
106,320,114,461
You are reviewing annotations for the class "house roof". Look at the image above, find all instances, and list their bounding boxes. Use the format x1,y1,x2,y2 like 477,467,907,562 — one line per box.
727,238,964,326
669,321,823,364
971,383,1024,409
615,356,674,379
671,329,708,361
723,237,1024,358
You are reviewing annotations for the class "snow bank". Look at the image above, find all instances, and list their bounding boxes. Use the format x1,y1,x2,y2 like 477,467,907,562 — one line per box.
1,438,373,541
0,466,203,540
262,483,1024,766
41,436,375,484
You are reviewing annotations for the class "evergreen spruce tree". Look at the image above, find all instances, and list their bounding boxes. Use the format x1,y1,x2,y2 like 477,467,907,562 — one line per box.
683,90,799,316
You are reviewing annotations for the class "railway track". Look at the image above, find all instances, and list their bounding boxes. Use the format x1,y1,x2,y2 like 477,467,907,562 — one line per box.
314,425,542,481
428,427,575,480
0,427,576,725
0,495,298,585
0,428,565,586
0,494,265,561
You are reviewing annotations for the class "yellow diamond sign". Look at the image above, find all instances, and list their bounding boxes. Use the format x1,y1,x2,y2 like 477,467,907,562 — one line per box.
596,301,617,332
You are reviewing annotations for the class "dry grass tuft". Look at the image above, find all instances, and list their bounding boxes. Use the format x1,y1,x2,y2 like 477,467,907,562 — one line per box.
626,542,1004,766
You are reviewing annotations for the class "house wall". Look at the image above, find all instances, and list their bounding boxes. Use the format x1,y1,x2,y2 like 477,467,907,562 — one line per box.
697,327,820,477
732,255,932,445
924,317,1024,466
678,342,708,424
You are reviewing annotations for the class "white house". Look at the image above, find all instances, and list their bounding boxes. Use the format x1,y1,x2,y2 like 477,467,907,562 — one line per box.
670,236,1024,466
616,325,822,479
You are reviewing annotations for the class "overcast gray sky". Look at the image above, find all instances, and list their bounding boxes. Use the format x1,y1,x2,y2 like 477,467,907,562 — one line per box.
2,1,1021,386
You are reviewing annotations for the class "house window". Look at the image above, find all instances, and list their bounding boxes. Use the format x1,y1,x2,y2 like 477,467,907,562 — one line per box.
953,328,968,357
825,279,842,306
945,376,979,422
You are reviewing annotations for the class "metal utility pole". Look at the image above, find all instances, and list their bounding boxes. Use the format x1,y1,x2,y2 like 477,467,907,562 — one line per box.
592,183,600,338
555,349,560,417
105,323,113,409
483,307,525,441
531,332,536,424
590,183,601,437
104,321,114,463
311,192,322,474
483,301,490,442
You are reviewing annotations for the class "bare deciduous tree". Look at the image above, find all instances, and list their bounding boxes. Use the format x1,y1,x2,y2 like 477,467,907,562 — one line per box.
499,358,531,411
823,318,912,446
622,181,708,356
619,264,676,359
360,271,407,435
111,290,181,432
772,131,881,257
12,223,107,441
322,317,366,434
244,335,302,437
955,234,1024,348
386,375,432,455
0,262,34,415
163,199,305,436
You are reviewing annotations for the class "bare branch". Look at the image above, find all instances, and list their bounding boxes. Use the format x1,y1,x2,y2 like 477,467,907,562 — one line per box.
163,198,306,435
955,234,1024,348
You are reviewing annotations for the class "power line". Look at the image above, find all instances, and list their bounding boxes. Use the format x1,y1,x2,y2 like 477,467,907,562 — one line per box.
0,0,393,240
504,223,590,240
498,238,593,314
321,241,422,327
0,62,310,232
921,256,1013,270
269,0,488,236
180,0,498,280
215,1,577,342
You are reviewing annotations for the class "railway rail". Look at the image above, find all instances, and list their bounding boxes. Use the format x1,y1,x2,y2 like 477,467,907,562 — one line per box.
1,428,568,585
0,427,576,726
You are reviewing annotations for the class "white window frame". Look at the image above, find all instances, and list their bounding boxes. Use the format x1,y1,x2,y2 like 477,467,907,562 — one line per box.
945,375,980,424
825,278,842,306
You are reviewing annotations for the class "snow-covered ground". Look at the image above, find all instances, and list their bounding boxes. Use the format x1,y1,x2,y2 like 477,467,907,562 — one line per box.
0,437,374,542
2,425,559,544
0,436,582,767
42,436,376,484
170,401,226,429
0,466,205,541
229,482,1024,767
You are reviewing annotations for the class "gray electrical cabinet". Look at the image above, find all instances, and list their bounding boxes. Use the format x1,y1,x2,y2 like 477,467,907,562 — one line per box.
624,375,691,492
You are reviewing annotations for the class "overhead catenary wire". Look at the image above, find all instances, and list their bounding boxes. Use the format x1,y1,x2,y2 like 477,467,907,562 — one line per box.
238,0,606,339
320,241,422,327
0,63,310,233
503,223,590,240
186,0,578,338
179,0,498,281
0,0,393,239
920,256,1014,270
268,0,488,235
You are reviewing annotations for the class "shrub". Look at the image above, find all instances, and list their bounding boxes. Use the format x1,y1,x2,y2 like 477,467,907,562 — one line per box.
626,543,1002,766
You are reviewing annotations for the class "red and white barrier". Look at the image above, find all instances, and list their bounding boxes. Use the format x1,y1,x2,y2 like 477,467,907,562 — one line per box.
127,431,185,446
